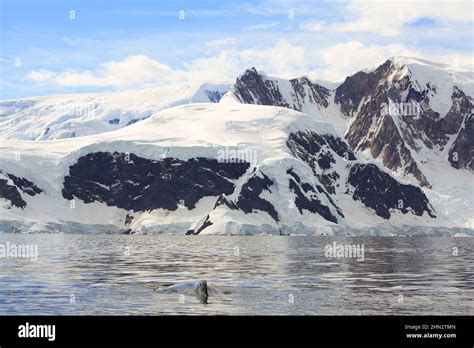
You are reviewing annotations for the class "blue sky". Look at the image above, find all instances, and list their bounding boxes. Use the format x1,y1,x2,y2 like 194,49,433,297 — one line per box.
1,0,473,99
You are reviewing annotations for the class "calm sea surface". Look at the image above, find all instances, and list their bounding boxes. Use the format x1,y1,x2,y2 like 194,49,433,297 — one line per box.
0,234,472,315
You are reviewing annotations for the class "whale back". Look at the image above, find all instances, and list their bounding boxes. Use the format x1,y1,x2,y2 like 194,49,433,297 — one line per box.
158,280,209,303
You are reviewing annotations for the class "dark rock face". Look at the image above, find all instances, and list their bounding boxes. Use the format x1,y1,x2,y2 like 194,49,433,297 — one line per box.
347,164,436,219
6,173,43,196
62,152,250,212
418,87,472,149
0,171,43,209
335,60,393,117
287,168,339,223
231,67,330,110
232,68,286,106
287,131,356,162
0,179,26,209
236,170,279,221
346,107,430,187
289,77,331,108
322,134,357,160
287,131,355,195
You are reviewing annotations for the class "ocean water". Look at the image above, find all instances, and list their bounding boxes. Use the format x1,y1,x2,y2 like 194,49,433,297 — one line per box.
0,233,472,315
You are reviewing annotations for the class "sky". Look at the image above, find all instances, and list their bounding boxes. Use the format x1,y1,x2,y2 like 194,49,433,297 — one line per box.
0,0,473,99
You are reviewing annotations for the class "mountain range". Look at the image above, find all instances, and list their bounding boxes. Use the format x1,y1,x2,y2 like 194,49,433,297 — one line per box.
0,56,472,235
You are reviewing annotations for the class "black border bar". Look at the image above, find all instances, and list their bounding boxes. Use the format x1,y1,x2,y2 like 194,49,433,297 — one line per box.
0,315,472,346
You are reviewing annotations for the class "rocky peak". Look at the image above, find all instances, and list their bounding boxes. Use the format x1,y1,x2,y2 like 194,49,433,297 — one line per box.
231,67,288,107
229,67,331,112
335,59,395,117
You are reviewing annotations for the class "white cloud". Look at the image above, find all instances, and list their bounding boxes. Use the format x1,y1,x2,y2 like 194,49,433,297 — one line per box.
245,22,280,31
26,41,474,89
437,53,474,71
314,41,418,80
26,69,57,82
299,21,325,32
185,40,308,80
27,55,186,87
338,0,473,36
26,41,308,87
238,40,307,77
313,40,473,81
183,51,241,82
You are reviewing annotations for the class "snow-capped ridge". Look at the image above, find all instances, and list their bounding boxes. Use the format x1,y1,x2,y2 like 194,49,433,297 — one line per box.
1,56,472,234
0,82,231,141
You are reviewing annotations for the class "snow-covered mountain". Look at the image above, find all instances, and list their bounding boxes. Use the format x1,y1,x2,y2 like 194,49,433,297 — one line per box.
0,56,472,234
227,58,473,180
1,101,448,235
340,57,473,185
0,82,230,140
223,57,474,229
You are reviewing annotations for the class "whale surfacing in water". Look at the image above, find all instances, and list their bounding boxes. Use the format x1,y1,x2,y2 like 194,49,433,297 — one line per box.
160,280,209,304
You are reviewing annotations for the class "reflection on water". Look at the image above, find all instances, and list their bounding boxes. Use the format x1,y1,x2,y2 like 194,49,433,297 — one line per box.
0,234,473,315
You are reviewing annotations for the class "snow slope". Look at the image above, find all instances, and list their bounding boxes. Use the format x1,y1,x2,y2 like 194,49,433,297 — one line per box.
388,56,474,117
0,82,230,140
